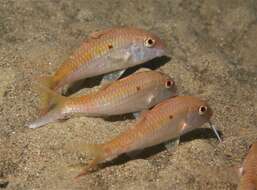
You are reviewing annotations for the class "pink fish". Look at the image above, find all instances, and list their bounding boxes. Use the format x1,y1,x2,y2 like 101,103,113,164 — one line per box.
39,27,166,111
238,142,257,190
53,27,166,90
70,96,222,178
28,69,176,128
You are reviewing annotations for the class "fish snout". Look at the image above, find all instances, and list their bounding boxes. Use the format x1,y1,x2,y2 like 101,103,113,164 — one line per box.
156,48,167,57
152,36,167,57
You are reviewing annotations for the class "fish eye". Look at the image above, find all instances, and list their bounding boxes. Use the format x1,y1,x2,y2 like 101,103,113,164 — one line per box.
144,37,155,48
248,144,253,150
165,79,173,88
198,106,208,115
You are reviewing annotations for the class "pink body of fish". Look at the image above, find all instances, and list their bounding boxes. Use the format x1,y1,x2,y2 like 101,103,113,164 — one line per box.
40,27,166,93
72,96,221,178
238,142,257,190
28,69,176,129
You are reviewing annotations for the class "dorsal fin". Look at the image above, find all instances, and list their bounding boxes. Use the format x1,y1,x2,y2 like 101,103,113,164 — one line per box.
88,29,113,39
88,27,123,39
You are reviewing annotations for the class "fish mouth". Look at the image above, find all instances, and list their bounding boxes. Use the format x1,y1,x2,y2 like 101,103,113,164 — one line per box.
155,48,167,57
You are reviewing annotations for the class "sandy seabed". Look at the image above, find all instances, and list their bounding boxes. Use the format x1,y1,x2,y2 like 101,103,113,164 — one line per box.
0,0,257,189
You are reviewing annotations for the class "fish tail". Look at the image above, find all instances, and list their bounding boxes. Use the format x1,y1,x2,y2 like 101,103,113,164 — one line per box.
72,144,105,179
26,104,65,129
38,75,56,89
27,84,67,129
33,76,58,114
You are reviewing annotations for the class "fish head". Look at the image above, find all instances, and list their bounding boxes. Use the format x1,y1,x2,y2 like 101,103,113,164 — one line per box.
155,72,177,101
142,33,166,56
129,30,166,65
184,98,223,142
181,97,213,135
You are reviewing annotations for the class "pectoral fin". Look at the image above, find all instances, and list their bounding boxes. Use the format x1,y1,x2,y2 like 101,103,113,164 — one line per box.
101,70,126,84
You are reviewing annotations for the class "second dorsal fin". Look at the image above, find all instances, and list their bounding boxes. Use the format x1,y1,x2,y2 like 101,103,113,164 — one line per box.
88,28,113,39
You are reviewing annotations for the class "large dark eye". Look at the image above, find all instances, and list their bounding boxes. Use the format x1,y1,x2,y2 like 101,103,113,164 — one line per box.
144,37,155,48
199,106,208,115
165,79,173,88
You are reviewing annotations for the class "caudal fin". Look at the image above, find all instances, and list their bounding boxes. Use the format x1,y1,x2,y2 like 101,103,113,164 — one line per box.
26,107,64,129
75,144,105,179
33,76,57,114
67,143,105,179
27,82,67,129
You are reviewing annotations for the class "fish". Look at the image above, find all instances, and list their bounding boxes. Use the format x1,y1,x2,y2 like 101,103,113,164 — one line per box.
238,141,257,190
27,69,177,129
39,27,166,111
70,96,222,178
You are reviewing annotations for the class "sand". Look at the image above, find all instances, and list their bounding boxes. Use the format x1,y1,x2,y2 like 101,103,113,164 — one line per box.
0,0,256,189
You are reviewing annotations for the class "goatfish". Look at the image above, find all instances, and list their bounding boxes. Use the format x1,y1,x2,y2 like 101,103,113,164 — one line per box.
39,27,166,94
238,141,257,190
27,69,177,129
70,96,222,179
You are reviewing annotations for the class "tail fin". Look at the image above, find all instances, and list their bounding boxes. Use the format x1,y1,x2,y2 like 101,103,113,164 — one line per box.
26,106,64,129
66,143,105,179
33,76,57,114
27,82,67,129
75,144,105,179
